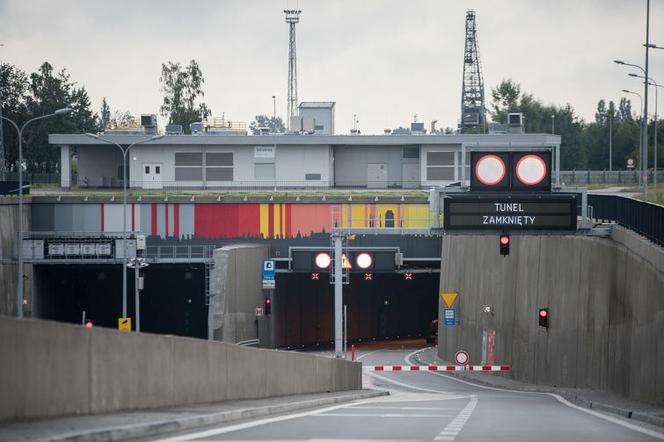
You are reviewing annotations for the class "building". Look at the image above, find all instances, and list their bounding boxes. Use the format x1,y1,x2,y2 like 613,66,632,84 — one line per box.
50,133,560,190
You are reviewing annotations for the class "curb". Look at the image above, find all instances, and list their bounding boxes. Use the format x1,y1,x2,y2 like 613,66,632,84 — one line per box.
414,352,664,428
37,390,388,442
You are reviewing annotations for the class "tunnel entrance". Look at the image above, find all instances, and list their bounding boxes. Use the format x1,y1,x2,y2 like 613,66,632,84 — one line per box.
273,272,438,348
33,264,207,338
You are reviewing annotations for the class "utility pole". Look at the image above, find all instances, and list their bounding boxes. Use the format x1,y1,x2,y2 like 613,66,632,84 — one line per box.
609,111,613,171
284,9,301,131
643,0,650,200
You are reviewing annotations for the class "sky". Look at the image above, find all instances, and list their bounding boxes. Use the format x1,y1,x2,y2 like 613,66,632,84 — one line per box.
1,0,663,134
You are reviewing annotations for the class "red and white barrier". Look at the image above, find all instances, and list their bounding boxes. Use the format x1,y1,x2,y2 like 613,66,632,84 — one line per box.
364,364,510,372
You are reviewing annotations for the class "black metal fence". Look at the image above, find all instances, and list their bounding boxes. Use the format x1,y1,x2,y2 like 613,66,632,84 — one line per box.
588,194,664,246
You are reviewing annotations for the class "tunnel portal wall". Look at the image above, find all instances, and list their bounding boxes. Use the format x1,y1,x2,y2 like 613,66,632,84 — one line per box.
438,226,664,404
0,316,361,421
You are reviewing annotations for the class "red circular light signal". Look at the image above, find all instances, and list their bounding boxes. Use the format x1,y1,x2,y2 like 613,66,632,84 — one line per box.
515,154,547,185
85,320,93,328
265,298,272,304
314,252,331,269
355,252,373,269
475,154,506,186
500,235,510,245
539,309,548,318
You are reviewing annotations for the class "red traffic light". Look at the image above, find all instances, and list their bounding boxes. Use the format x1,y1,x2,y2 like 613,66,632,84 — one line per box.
539,308,548,318
85,320,94,328
314,252,331,269
265,298,272,304
500,235,510,245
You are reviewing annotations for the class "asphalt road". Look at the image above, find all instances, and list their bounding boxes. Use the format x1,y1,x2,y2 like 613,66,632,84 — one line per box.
151,342,664,442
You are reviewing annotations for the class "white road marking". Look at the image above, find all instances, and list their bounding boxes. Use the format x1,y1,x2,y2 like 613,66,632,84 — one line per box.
312,412,449,418
433,395,478,441
349,405,457,410
406,350,664,441
368,371,469,398
356,349,383,361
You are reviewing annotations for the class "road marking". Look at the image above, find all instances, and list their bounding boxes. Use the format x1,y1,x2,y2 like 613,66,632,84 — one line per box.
433,395,478,441
349,406,457,410
312,412,449,418
155,399,378,442
356,349,383,361
368,371,469,398
406,350,664,441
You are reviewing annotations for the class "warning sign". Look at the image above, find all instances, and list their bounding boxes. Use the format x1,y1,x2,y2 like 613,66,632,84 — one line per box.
440,292,458,308
342,253,352,269
118,317,131,332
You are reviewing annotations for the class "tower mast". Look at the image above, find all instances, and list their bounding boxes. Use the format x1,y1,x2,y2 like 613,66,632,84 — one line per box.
284,9,301,130
460,10,486,133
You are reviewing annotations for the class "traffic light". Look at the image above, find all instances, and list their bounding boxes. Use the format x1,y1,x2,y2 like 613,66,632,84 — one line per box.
264,297,272,315
85,320,94,328
499,234,510,256
538,308,549,328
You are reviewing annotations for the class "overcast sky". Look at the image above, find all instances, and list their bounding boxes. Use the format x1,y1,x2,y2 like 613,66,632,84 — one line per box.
1,0,663,133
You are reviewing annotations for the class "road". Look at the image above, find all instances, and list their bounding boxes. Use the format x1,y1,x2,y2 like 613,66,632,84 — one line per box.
147,341,664,442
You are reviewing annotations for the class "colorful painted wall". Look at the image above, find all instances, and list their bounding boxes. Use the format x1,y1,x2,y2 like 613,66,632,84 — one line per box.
31,203,434,239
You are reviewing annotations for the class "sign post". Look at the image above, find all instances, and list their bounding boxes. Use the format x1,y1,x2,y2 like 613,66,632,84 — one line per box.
262,259,276,289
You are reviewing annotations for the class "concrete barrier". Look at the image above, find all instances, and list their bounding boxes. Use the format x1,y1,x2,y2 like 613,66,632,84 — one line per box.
438,227,664,404
0,316,361,421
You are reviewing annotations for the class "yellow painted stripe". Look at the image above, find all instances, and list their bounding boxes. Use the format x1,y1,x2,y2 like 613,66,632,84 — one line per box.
273,203,281,237
259,204,269,237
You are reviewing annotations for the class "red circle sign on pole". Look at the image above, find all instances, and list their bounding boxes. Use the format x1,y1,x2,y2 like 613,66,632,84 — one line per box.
454,350,470,365
515,154,547,185
475,154,506,186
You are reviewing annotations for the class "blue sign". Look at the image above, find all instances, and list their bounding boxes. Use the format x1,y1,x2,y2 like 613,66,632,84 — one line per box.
443,308,456,326
262,259,276,280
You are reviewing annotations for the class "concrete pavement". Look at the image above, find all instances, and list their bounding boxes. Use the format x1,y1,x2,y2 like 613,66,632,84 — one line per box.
146,343,664,442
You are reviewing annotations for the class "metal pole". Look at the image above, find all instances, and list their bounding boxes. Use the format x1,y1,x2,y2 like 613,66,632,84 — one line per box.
654,85,658,193
333,234,343,358
122,149,128,318
609,111,613,171
272,95,276,121
551,114,555,134
343,304,347,356
134,265,140,332
17,130,23,317
643,0,650,200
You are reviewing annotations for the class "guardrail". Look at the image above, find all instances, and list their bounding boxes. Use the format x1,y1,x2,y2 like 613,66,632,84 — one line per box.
588,194,664,246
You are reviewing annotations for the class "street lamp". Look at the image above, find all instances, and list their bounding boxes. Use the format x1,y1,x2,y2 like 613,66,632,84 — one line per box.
127,257,149,332
622,89,644,184
1,107,73,318
84,133,163,321
615,57,650,200
629,73,662,193
271,95,276,121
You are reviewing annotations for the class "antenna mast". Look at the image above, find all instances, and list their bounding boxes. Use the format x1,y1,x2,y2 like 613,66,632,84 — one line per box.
460,10,486,133
285,9,301,130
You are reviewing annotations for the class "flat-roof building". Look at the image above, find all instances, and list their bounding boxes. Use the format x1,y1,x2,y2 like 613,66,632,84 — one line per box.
49,133,560,190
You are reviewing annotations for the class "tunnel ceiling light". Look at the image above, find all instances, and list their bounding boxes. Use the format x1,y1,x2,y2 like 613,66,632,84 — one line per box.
314,252,332,269
355,252,373,269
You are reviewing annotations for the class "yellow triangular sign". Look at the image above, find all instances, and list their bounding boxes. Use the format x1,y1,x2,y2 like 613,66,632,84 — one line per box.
441,292,458,308
342,253,352,269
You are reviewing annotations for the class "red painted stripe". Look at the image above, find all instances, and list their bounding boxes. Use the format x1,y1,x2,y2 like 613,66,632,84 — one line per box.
446,365,455,371
100,203,105,232
285,204,292,238
482,366,491,371
500,365,510,371
174,203,180,238
374,366,384,371
428,365,438,371
267,204,274,238
392,365,402,371
410,365,420,371
151,204,157,235
164,204,169,237
131,204,135,232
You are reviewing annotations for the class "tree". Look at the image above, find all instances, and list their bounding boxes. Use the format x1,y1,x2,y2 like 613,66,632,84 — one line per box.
108,110,138,129
249,115,286,134
100,97,111,130
490,78,521,123
391,126,411,135
0,63,30,173
159,60,211,133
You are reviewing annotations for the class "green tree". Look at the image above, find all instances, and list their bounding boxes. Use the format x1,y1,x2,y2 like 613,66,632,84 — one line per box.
0,63,30,173
249,115,286,134
100,97,111,130
159,60,211,133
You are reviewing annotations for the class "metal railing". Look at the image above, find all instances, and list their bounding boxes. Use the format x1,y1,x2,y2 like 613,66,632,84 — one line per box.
561,170,664,185
588,194,664,246
144,244,215,262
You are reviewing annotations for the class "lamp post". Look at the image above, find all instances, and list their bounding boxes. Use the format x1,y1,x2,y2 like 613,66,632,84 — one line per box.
85,133,163,320
615,57,650,200
622,89,644,190
1,108,72,317
271,95,276,121
629,73,661,195
551,114,555,134
127,257,148,332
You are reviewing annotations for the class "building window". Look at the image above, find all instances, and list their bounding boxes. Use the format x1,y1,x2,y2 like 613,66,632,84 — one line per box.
175,152,203,181
314,124,325,131
254,163,275,180
403,147,419,159
206,152,233,181
426,151,455,181
305,173,321,181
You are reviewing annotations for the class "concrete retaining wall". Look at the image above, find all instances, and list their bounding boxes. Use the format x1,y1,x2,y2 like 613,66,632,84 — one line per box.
438,227,664,404
0,316,361,421
0,198,31,316
208,244,268,342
